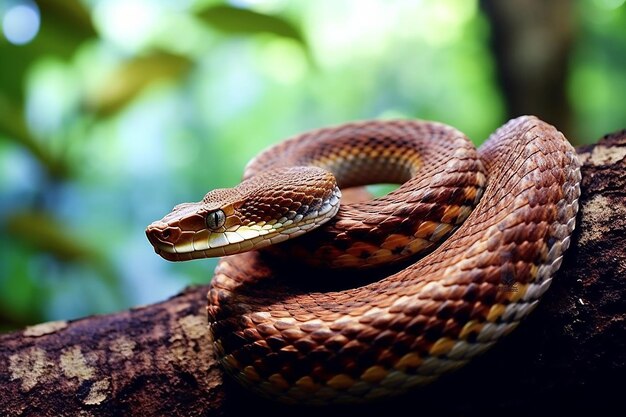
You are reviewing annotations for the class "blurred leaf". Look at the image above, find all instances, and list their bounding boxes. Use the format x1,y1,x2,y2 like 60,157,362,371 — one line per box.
5,210,100,262
0,0,94,179
85,52,193,117
197,5,307,48
5,210,125,301
0,267,46,330
0,0,97,104
37,0,96,42
3,210,127,321
0,93,70,178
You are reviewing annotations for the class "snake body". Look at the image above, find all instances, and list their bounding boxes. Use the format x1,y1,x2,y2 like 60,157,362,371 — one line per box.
146,116,581,404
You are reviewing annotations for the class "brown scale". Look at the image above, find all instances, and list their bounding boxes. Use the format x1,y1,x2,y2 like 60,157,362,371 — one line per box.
235,167,337,224
202,117,582,404
245,121,487,270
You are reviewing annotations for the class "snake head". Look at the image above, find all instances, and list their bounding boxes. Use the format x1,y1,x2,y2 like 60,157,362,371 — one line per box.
145,189,238,261
146,166,341,261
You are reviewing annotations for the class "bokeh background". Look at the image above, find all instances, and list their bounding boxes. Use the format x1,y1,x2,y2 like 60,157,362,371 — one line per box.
0,0,624,331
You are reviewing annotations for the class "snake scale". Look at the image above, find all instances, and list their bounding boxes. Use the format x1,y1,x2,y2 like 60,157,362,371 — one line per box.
146,115,581,404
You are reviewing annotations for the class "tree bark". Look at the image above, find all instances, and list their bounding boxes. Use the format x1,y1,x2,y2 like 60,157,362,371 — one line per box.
481,0,575,138
1,131,625,417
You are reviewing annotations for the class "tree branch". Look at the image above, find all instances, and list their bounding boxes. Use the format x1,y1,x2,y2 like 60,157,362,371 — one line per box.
1,131,625,416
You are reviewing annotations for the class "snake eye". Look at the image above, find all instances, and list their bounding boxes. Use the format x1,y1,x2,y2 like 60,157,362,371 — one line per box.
206,209,226,230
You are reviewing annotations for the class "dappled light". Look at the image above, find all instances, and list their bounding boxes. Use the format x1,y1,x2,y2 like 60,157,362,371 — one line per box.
2,2,40,45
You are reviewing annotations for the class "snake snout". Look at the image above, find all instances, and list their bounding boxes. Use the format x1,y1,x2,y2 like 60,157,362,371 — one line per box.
145,221,180,254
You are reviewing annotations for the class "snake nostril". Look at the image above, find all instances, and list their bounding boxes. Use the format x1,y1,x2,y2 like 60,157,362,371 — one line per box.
161,229,171,240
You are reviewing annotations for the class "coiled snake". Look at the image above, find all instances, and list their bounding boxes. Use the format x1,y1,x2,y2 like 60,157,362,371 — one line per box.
146,116,581,404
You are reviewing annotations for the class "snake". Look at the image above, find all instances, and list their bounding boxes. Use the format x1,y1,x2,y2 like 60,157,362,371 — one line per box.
146,115,581,404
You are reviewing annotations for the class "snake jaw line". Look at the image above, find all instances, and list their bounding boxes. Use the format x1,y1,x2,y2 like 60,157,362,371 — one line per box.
146,174,341,260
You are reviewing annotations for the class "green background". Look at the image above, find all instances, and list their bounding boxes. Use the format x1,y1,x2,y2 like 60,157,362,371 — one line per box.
0,0,624,331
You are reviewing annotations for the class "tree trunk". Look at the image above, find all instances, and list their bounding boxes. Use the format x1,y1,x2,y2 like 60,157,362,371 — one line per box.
481,0,575,138
1,131,625,417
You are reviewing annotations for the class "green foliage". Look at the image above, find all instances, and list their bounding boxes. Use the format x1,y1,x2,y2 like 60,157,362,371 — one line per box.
198,4,306,47
569,1,626,140
0,0,96,104
86,52,193,117
0,0,624,331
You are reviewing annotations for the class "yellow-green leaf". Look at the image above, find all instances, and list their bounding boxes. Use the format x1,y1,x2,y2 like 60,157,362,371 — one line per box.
197,5,307,47
5,211,99,262
85,52,193,117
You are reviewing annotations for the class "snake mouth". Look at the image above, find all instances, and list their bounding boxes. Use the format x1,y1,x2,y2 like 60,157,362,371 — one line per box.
148,215,335,261
150,245,181,262
145,224,180,261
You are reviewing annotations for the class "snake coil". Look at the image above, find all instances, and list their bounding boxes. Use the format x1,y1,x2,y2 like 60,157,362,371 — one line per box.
147,116,581,404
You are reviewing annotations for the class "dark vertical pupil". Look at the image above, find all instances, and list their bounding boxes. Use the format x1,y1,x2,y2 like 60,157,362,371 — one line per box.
208,210,224,229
